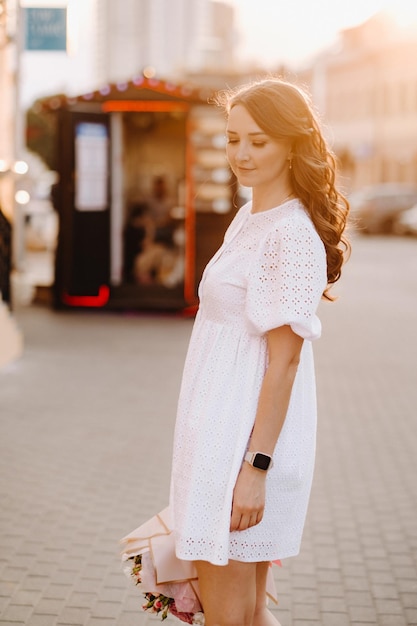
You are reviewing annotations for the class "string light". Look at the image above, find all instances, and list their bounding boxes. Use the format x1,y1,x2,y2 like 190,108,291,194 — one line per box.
143,66,156,79
13,161,29,175
15,190,30,204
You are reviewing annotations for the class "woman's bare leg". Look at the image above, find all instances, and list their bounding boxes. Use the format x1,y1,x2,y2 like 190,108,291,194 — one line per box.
194,560,281,626
195,559,257,626
253,562,281,626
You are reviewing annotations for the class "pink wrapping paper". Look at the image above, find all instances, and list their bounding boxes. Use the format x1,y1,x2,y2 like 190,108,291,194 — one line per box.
121,506,279,609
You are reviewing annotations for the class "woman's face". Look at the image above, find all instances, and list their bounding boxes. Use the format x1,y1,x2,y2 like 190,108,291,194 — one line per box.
225,104,292,193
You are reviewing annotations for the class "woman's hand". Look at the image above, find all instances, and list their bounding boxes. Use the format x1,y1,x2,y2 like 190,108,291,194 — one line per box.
230,462,267,531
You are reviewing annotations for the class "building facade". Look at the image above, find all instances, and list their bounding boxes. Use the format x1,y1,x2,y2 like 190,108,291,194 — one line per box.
96,0,236,85
301,13,417,191
0,0,17,222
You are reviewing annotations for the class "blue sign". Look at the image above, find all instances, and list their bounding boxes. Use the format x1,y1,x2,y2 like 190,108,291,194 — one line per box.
25,7,67,51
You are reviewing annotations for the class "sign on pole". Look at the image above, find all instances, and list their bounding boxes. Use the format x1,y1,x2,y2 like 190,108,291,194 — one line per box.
25,7,67,51
75,123,109,212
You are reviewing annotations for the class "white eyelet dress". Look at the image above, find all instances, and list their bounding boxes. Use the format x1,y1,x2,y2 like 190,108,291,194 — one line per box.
170,199,327,565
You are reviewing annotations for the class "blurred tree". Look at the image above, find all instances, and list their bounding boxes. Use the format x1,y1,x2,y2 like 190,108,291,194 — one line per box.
26,98,59,170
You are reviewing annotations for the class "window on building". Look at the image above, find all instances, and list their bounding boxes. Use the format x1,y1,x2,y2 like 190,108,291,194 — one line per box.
370,87,377,116
380,158,389,182
399,83,407,115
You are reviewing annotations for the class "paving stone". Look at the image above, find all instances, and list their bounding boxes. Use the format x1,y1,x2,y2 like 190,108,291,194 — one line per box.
345,591,375,608
349,605,378,622
1,603,34,622
0,599,9,613
397,578,417,594
401,592,417,609
67,592,97,608
316,569,343,584
341,563,367,578
32,599,65,615
405,608,417,623
26,616,57,626
56,607,90,625
292,603,320,620
117,613,144,626
321,613,350,626
90,600,121,619
368,570,396,585
0,581,18,597
1,567,28,583
42,586,69,601
370,584,399,600
377,616,408,626
122,594,145,613
3,590,41,606
374,598,404,615
320,597,347,613
71,579,103,594
292,588,317,604
97,587,125,602
318,582,344,598
392,566,417,579
20,577,49,593
343,576,370,592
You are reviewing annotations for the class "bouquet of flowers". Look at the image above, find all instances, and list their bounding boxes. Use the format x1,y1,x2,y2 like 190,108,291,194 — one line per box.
121,507,204,624
124,551,204,624
121,506,279,625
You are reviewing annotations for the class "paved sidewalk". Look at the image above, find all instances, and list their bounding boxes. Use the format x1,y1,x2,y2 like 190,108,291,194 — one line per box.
1,234,416,626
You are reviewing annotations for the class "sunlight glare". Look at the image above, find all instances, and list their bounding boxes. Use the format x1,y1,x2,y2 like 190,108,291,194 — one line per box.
66,0,78,56
382,0,417,27
229,0,417,67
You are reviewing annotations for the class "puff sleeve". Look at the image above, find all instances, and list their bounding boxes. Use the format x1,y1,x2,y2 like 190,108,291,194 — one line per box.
245,216,327,339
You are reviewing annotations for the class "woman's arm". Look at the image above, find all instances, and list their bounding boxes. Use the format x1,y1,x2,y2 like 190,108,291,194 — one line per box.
230,324,304,531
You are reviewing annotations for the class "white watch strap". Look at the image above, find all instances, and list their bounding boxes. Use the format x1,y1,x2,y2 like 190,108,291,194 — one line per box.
244,451,255,464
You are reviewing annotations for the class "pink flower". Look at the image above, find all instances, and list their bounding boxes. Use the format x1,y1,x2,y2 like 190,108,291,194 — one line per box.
170,601,195,624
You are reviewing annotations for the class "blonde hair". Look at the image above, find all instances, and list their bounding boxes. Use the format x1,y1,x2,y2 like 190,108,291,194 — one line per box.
215,78,350,300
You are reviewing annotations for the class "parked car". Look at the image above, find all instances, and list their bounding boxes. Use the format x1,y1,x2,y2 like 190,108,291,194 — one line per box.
348,183,417,234
393,203,417,236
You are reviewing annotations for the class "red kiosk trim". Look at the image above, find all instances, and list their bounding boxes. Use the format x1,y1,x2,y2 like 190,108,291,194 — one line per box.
62,285,110,307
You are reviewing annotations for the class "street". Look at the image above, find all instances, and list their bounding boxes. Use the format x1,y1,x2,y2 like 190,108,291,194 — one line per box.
1,233,417,626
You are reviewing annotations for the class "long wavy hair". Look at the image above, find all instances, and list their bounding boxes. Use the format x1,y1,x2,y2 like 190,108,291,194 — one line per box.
215,78,350,300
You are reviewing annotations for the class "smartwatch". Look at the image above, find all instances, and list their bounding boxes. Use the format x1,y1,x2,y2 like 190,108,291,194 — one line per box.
244,451,273,471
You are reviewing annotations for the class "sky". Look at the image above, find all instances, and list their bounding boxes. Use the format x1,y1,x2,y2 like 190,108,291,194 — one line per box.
228,0,417,68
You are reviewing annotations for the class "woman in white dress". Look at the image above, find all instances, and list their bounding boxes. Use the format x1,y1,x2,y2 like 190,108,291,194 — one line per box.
170,78,350,625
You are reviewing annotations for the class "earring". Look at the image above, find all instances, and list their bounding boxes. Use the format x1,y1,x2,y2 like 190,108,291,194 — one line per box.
288,156,293,170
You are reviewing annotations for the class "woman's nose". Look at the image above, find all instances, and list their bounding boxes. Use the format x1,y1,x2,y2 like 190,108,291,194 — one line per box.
236,144,250,162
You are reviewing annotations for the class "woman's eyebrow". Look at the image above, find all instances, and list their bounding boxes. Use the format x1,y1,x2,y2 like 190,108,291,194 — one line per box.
226,130,267,136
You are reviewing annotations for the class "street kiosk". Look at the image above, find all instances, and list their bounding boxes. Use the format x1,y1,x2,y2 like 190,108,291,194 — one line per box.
40,75,238,312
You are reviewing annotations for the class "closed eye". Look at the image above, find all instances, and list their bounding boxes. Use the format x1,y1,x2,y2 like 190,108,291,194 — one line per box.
226,139,266,147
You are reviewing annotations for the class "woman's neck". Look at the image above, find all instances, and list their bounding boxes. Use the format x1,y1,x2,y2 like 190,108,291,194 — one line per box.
251,186,294,214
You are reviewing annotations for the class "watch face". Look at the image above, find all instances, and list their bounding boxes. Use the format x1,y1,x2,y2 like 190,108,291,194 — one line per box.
253,453,271,471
